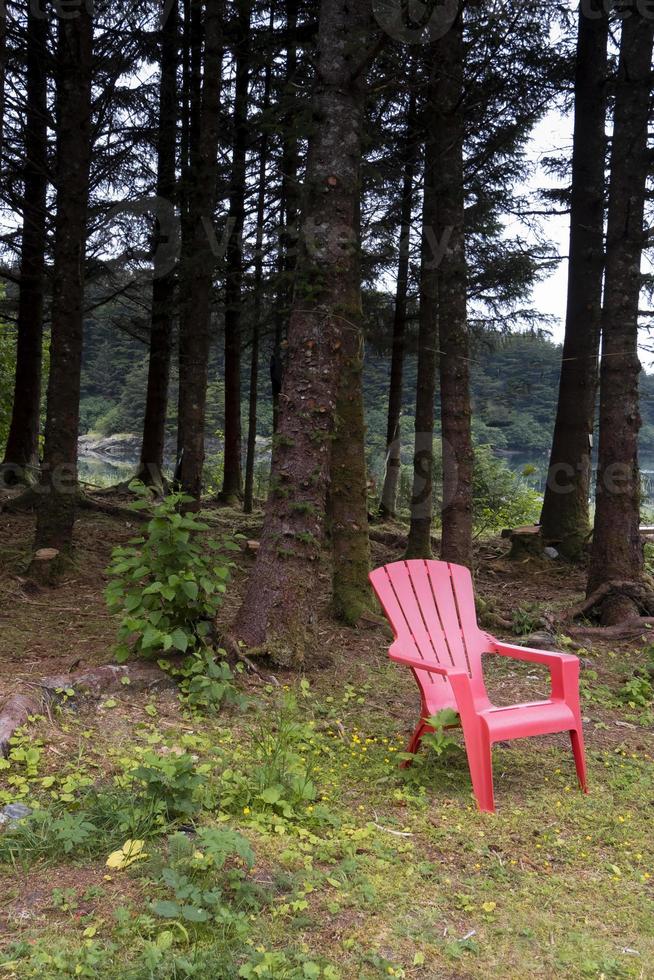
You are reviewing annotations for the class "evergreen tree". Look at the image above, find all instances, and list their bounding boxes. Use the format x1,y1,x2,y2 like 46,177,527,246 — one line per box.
587,3,654,624
540,0,609,560
33,0,94,559
232,0,373,659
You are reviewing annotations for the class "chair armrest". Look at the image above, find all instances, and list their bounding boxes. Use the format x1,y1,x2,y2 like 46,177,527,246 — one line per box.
488,639,578,668
487,638,580,702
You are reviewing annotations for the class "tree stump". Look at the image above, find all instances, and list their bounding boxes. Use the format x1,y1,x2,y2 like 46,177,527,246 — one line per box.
28,548,62,586
506,526,544,560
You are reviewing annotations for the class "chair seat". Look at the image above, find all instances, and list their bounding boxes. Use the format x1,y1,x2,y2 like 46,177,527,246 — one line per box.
480,699,577,742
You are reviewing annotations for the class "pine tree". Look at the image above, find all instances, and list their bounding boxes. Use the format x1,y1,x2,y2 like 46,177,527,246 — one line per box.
177,0,224,505
232,0,372,659
379,84,417,521
540,0,609,560
587,3,654,624
3,1,48,483
138,0,180,488
32,1,94,559
221,0,253,504
436,14,473,568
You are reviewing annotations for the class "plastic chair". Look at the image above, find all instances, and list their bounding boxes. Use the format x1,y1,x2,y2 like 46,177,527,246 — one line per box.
369,559,588,812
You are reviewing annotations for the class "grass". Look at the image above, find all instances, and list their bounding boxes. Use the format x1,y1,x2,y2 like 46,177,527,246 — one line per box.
0,508,652,978
0,660,652,979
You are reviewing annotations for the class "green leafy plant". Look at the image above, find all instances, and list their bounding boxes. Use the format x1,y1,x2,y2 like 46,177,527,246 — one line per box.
150,828,256,925
161,648,245,716
620,673,653,709
472,444,542,537
511,601,542,636
105,482,240,662
419,708,461,757
238,949,340,979
130,750,211,821
218,694,322,823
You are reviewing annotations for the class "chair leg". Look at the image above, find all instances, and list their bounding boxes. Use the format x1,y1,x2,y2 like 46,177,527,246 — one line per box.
400,720,429,769
570,728,588,793
462,725,495,813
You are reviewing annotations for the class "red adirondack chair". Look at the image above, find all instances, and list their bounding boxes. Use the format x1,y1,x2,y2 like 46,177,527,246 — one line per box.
369,559,587,812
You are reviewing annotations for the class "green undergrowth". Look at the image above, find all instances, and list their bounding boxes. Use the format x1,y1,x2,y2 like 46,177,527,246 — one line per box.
0,666,652,979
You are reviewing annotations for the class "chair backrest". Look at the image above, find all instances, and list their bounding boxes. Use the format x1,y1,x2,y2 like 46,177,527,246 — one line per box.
369,560,489,705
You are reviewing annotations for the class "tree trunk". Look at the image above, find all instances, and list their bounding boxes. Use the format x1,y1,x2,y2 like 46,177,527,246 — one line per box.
2,4,48,484
435,17,473,568
540,0,608,560
330,197,370,626
379,86,417,521
137,0,179,489
231,0,371,662
587,4,654,625
0,0,6,165
220,0,252,504
405,142,438,560
32,2,93,558
244,41,273,515
177,0,223,505
272,0,300,433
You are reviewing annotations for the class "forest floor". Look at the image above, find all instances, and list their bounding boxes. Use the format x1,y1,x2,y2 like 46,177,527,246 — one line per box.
0,505,652,979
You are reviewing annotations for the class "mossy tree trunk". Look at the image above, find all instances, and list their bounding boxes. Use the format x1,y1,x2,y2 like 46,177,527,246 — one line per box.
32,2,93,558
436,16,473,569
138,0,179,489
177,0,223,506
330,242,370,625
540,0,608,560
232,0,372,662
587,4,654,624
3,3,48,485
271,0,301,435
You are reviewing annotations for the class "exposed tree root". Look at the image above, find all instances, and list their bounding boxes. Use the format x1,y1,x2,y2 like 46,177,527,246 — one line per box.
221,633,279,685
558,578,654,634
0,487,41,513
1,488,148,524
76,494,149,523
368,528,440,552
563,618,654,642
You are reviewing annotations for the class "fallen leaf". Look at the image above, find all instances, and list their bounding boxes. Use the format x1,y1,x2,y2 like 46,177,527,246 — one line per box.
106,839,148,870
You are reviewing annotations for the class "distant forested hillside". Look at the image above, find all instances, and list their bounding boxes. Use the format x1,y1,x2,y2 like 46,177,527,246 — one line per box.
77,317,654,478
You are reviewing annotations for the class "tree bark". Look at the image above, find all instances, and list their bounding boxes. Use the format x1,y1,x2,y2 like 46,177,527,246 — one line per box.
231,0,371,662
137,0,179,489
587,4,654,624
405,137,438,560
3,4,48,484
330,196,370,626
379,86,417,521
244,41,273,515
220,0,252,504
435,17,473,569
0,0,6,168
32,2,93,559
540,0,608,560
177,0,223,505
272,0,300,433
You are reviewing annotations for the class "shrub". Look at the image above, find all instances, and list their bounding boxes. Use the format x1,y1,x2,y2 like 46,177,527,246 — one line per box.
105,483,239,663
473,444,541,536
